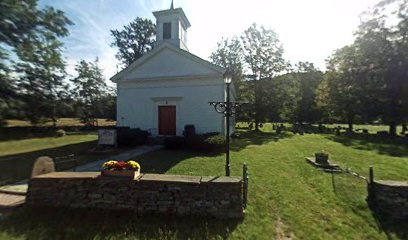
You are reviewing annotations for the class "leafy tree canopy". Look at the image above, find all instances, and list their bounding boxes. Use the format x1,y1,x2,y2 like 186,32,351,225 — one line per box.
111,17,156,67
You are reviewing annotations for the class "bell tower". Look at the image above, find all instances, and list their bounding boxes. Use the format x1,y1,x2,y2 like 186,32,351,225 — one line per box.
153,1,191,51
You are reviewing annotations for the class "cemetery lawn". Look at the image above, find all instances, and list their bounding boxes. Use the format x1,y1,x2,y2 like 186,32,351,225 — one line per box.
0,132,129,185
4,118,116,127
0,130,407,239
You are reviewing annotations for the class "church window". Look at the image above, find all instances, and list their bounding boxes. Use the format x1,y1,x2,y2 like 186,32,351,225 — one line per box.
163,22,171,39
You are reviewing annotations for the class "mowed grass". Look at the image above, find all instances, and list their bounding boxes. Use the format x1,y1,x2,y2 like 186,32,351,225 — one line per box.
0,132,132,186
236,122,405,135
0,133,97,157
5,118,116,127
0,130,407,239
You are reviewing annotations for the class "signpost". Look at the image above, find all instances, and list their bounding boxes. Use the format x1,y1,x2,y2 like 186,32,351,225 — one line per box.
98,129,117,148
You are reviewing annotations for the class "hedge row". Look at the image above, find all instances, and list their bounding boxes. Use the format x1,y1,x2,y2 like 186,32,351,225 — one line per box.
164,133,225,152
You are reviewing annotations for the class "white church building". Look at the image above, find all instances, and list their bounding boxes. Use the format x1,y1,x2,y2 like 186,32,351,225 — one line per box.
111,4,235,136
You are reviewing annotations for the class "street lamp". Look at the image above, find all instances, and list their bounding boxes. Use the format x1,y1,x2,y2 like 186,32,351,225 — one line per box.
209,71,242,176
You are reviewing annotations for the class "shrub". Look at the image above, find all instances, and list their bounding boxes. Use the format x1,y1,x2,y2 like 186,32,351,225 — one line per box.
202,134,225,152
55,129,66,137
164,136,185,150
183,124,196,138
187,133,225,152
164,133,225,153
115,127,149,146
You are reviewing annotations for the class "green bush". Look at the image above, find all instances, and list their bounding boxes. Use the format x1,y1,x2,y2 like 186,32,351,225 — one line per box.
201,134,225,152
164,133,225,153
164,136,185,150
186,133,225,152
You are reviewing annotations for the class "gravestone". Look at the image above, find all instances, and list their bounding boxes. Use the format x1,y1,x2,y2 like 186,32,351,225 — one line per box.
31,156,55,177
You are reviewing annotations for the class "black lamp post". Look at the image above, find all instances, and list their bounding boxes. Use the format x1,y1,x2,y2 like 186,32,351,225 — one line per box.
209,71,241,176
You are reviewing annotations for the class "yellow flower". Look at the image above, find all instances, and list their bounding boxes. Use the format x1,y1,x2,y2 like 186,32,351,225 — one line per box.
102,160,118,169
127,160,141,171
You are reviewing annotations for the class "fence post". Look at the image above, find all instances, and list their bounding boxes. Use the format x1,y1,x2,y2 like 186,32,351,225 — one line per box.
243,163,249,209
367,166,376,209
369,166,374,184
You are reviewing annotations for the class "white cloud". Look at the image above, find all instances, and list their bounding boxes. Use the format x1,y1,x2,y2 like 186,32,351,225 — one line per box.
42,0,379,82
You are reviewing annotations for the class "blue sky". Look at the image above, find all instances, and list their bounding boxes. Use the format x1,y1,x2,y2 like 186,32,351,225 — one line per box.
39,0,378,84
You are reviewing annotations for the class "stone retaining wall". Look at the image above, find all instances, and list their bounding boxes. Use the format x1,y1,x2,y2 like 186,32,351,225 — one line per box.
26,172,244,218
370,180,408,220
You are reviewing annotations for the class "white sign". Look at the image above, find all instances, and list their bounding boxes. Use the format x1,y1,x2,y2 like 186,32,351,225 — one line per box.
98,129,117,146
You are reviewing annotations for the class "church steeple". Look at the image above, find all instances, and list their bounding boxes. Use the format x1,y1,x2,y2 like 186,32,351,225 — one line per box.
153,4,191,51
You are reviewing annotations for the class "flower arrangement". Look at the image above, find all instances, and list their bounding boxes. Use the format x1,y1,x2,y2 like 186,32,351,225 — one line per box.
102,160,141,171
101,160,141,178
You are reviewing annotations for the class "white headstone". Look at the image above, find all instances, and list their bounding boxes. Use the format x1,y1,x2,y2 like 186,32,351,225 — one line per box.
31,156,55,177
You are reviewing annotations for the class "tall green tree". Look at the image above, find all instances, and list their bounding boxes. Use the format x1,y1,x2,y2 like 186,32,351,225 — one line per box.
111,17,156,67
210,37,244,85
317,45,365,130
0,0,71,124
241,23,287,130
4,1,73,125
71,59,109,125
15,35,69,125
353,0,408,135
291,62,324,124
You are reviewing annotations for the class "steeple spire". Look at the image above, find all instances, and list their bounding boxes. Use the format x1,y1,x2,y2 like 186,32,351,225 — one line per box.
153,3,190,51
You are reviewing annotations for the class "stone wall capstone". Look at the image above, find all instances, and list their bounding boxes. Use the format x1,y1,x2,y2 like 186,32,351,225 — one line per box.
26,172,244,219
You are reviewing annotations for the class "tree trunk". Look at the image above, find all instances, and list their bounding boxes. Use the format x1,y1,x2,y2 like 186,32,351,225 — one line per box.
52,105,57,128
347,115,354,132
389,121,397,136
254,80,260,131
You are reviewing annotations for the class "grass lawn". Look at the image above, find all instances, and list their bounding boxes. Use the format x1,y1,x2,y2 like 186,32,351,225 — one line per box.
0,132,131,186
5,118,116,127
236,122,404,135
0,130,407,239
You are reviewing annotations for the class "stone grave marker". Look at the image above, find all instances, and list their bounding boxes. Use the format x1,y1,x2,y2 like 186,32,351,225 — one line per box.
31,156,55,177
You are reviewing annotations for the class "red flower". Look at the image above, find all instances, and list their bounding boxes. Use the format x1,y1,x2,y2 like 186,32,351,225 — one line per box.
115,161,128,170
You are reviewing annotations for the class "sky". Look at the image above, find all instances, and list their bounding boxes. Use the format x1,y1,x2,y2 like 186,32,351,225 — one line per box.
39,0,379,85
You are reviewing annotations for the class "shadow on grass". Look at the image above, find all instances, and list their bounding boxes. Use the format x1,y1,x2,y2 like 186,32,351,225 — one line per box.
231,130,294,152
0,141,100,186
0,207,241,240
136,150,198,174
370,213,408,240
142,130,294,174
331,172,408,239
326,133,408,157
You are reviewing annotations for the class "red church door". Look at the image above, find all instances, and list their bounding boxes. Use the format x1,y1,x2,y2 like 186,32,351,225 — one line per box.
158,106,176,135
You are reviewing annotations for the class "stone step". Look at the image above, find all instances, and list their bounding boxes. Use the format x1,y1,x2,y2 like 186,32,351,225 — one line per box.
0,193,25,209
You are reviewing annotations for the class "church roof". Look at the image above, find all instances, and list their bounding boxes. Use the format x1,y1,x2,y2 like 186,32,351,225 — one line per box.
152,8,191,28
110,42,225,82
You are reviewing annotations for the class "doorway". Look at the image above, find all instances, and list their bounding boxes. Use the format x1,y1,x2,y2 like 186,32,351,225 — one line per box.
158,106,176,135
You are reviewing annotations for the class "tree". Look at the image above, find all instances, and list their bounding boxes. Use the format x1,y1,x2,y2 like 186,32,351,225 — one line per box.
1,0,72,125
291,62,324,124
241,23,288,130
352,0,408,135
111,17,156,67
317,45,368,131
210,37,244,85
71,58,109,125
15,36,69,125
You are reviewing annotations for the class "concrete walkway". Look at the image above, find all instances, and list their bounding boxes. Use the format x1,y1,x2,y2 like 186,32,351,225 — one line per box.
0,144,163,199
72,145,163,171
